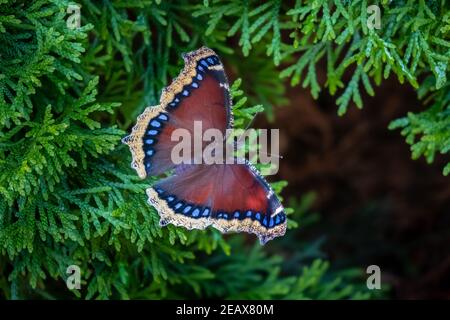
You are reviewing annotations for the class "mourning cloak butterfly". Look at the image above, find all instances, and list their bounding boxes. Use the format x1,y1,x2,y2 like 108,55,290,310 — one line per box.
122,47,286,244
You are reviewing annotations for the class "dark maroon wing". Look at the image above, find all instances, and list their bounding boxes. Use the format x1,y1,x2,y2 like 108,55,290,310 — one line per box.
124,47,287,244
122,47,232,178
147,162,287,244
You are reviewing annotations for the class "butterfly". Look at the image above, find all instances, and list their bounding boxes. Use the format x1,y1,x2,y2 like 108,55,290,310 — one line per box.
122,47,286,244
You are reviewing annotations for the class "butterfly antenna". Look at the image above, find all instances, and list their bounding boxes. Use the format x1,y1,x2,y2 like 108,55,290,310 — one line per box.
243,110,262,131
232,110,262,146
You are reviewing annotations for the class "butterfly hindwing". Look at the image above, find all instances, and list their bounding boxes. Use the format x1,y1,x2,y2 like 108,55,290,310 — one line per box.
148,162,286,244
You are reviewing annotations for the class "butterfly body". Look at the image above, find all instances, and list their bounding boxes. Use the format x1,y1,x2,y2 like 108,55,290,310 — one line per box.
123,47,286,244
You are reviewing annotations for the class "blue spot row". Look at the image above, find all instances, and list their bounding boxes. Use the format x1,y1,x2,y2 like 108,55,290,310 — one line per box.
215,209,286,228
154,188,286,229
144,112,169,139
155,188,211,219
168,55,220,109
143,112,170,173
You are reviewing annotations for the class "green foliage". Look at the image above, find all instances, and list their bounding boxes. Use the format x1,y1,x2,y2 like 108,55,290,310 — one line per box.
389,77,450,175
193,240,371,299
0,0,374,299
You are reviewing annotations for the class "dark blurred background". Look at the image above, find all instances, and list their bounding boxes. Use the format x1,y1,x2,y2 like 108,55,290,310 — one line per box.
254,74,450,299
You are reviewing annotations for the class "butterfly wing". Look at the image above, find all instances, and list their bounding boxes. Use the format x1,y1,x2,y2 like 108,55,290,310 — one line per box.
124,46,287,244
122,47,232,178
148,162,287,244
